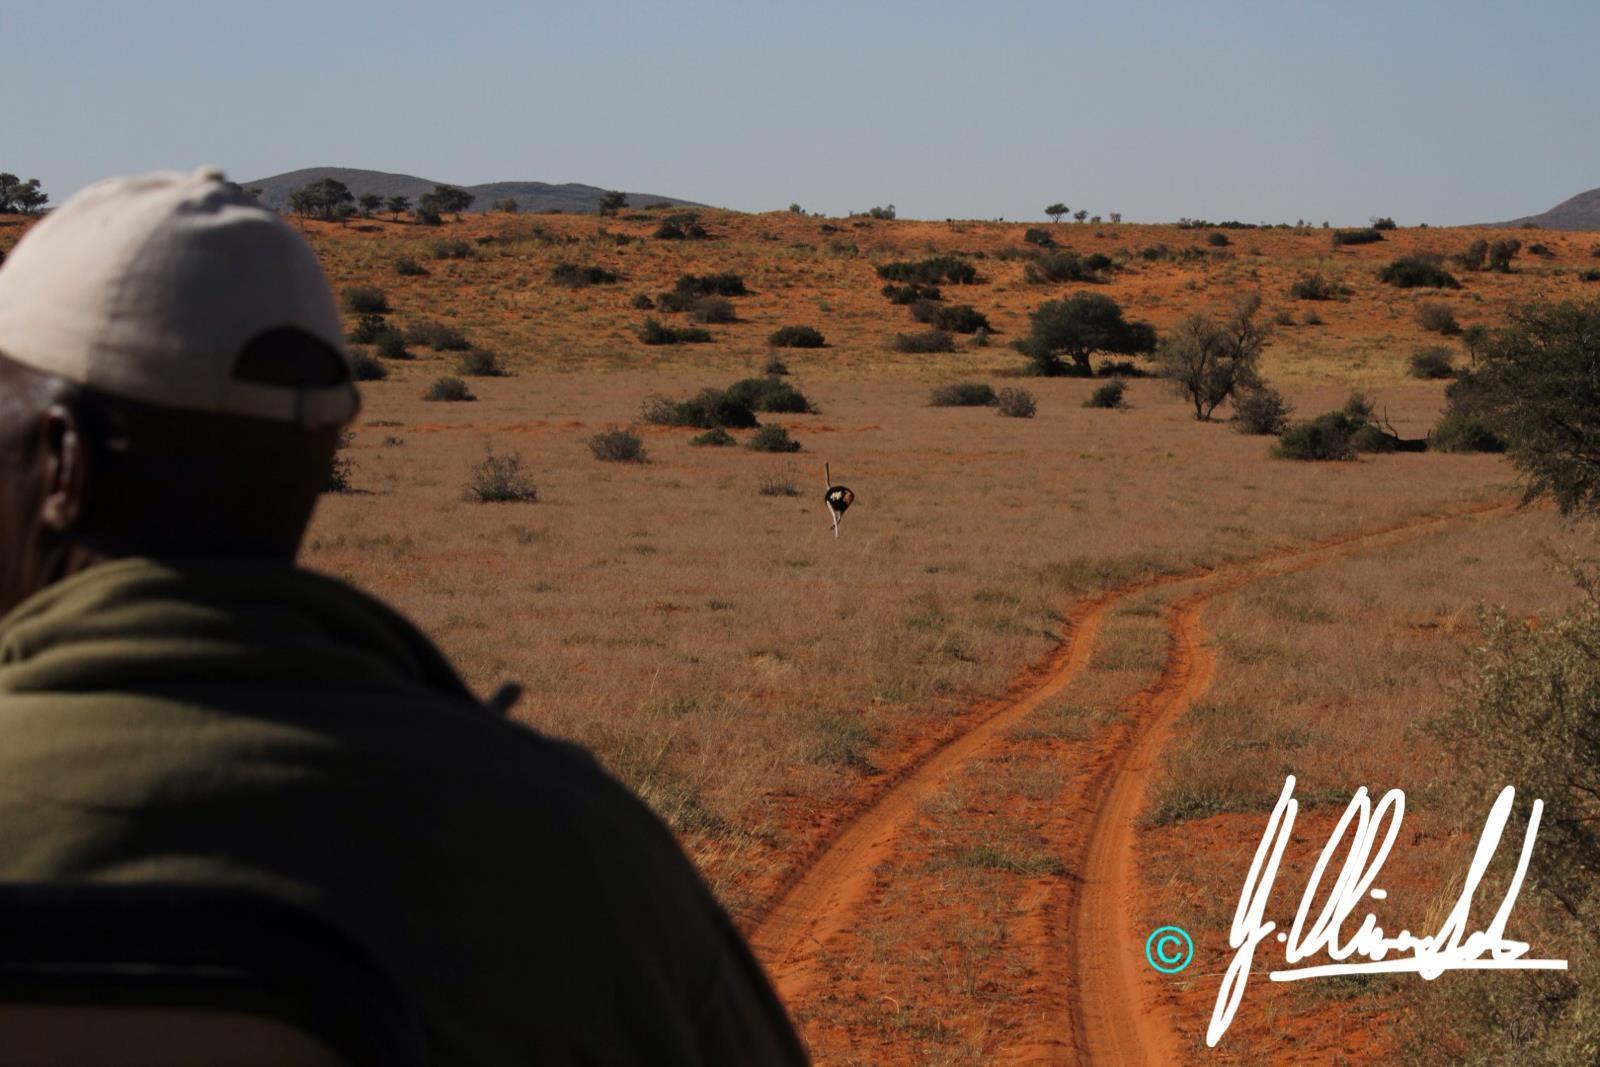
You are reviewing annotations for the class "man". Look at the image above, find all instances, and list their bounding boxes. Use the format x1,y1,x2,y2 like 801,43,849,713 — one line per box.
0,168,804,1065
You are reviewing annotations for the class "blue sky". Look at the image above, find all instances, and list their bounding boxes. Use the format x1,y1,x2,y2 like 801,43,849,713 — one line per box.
6,1,1596,224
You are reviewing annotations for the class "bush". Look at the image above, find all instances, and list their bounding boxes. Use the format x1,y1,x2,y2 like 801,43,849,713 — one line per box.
757,469,803,496
926,303,990,334
1349,422,1398,453
1015,292,1155,376
1023,250,1114,284
929,381,997,407
881,282,942,304
674,272,748,297
1378,254,1461,289
550,263,619,287
407,321,472,351
768,325,825,348
1233,384,1291,434
1301,308,1323,326
1287,272,1349,300
394,256,428,277
747,424,801,452
347,312,388,344
641,389,759,429
876,256,978,286
1084,380,1127,409
588,426,648,462
1331,227,1384,246
1409,345,1456,379
1580,269,1600,283
724,377,814,414
1155,294,1267,420
892,329,955,354
1023,227,1056,248
631,293,655,309
1343,390,1375,422
341,285,390,315
458,348,509,377
1206,232,1231,247
763,355,789,376
375,330,412,360
350,349,387,381
1454,238,1489,272
1487,238,1521,272
430,238,474,260
464,449,538,502
1416,301,1461,335
638,318,712,345
689,296,737,324
689,427,736,447
1372,217,1397,230
1427,414,1506,453
424,376,474,402
1275,413,1358,460
995,387,1037,418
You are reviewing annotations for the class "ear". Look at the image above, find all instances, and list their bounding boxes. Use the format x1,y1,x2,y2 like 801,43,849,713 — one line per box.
38,403,90,533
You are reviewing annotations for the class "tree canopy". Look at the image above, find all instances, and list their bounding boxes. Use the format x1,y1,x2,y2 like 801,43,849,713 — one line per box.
287,177,354,220
0,174,48,215
1013,293,1156,376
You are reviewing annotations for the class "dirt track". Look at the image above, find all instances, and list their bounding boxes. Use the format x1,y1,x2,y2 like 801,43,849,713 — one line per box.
747,499,1516,1063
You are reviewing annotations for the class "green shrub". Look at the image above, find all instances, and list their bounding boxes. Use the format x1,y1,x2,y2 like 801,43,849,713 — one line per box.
631,293,655,309
763,354,789,375
768,325,826,348
430,238,474,260
638,317,712,345
641,389,759,429
926,304,990,334
876,256,978,286
394,256,428,277
929,381,997,407
1372,217,1397,230
1233,384,1291,434
1014,292,1156,376
1409,345,1456,379
1287,272,1349,300
1350,422,1398,453
1343,391,1375,421
1084,380,1127,409
407,321,472,351
375,330,412,360
1416,301,1461,335
588,426,648,462
1579,269,1600,283
1454,238,1489,271
689,427,736,447
724,377,814,413
1378,254,1461,289
747,424,801,452
674,272,748,296
1331,227,1384,246
464,448,538,502
550,263,619,287
1023,250,1114,284
424,376,474,402
347,312,388,344
1427,414,1505,453
689,296,737,324
1275,413,1358,460
881,282,942,304
341,285,390,315
995,387,1037,418
458,348,509,377
1206,232,1231,247
350,349,387,381
1023,227,1056,247
892,329,955,354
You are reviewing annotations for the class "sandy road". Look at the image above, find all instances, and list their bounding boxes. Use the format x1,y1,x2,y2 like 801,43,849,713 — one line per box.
746,499,1517,1063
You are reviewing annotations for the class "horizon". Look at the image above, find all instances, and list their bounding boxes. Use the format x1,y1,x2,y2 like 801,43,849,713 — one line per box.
8,1,1599,226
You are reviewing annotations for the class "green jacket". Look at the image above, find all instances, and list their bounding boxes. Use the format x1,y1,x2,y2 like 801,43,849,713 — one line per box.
0,558,804,1065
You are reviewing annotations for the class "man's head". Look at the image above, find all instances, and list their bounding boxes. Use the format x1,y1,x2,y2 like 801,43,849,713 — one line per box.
0,167,359,617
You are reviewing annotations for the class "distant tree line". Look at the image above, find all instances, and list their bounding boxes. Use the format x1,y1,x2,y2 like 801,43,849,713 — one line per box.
0,173,49,215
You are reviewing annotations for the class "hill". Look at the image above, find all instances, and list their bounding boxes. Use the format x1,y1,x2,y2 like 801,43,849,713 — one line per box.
239,167,703,214
1493,186,1600,231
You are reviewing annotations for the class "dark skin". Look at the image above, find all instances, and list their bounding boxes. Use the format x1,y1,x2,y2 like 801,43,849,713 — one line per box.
0,351,340,618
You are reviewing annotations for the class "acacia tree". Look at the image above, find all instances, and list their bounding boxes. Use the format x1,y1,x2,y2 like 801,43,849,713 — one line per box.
287,177,353,220
0,174,49,214
428,184,474,219
1013,293,1156,376
385,195,410,220
1155,293,1267,420
1045,202,1068,223
357,192,382,217
1451,298,1600,512
1073,209,1089,222
597,190,627,216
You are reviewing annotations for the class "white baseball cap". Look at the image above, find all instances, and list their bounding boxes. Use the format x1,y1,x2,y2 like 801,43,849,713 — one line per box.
0,166,358,427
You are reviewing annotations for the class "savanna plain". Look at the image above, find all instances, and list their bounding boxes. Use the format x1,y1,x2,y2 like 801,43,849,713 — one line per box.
7,205,1590,1064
